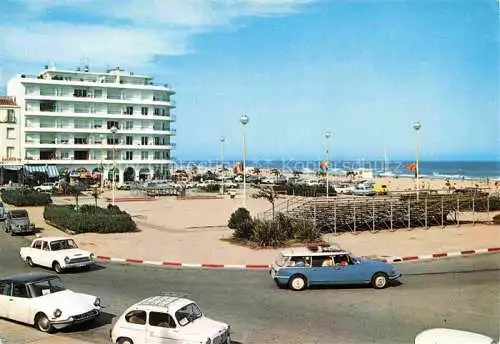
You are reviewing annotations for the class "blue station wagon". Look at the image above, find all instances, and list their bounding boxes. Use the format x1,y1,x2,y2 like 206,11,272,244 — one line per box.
269,244,401,291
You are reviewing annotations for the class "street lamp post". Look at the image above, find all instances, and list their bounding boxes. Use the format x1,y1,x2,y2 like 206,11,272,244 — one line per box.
239,114,250,208
412,121,422,201
220,136,225,195
110,126,118,206
99,134,105,192
325,131,331,198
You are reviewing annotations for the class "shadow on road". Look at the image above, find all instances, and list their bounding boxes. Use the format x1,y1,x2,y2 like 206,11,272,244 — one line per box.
59,311,116,333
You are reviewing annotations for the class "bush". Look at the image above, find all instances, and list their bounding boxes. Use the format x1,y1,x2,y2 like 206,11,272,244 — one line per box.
493,214,500,224
0,187,52,206
228,209,320,247
273,184,336,197
199,184,221,193
44,204,137,234
228,207,252,229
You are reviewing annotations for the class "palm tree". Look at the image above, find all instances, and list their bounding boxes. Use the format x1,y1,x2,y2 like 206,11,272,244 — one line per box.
252,186,279,219
271,168,280,182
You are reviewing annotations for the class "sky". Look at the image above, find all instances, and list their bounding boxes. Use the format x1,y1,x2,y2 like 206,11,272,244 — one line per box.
0,0,498,162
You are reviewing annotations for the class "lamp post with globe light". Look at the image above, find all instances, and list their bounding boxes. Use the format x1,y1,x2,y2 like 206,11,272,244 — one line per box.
240,114,249,208
220,136,225,195
412,121,422,201
325,131,331,198
110,126,118,206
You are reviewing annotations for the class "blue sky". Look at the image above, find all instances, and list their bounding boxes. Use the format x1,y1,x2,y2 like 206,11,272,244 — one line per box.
0,0,498,162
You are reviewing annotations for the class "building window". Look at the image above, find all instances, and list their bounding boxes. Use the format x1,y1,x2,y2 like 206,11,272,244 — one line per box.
107,137,119,145
7,110,15,123
107,121,119,129
126,136,133,145
106,150,113,160
124,106,134,115
74,89,88,97
141,151,148,160
40,100,56,112
154,108,160,116
125,151,133,160
6,128,15,139
74,137,88,144
154,151,161,160
93,120,102,129
125,121,134,130
163,151,170,159
141,137,148,145
141,107,148,116
6,147,14,158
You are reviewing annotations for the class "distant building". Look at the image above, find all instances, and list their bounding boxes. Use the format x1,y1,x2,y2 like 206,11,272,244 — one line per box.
6,65,176,184
0,96,21,161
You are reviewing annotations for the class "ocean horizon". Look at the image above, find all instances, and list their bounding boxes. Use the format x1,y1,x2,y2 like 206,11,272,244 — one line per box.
171,159,500,180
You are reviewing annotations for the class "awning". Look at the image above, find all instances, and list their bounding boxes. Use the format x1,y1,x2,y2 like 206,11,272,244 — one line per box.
0,165,23,171
24,165,60,178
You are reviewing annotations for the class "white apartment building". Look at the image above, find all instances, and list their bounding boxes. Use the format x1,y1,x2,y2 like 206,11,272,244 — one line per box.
7,65,176,184
0,97,22,161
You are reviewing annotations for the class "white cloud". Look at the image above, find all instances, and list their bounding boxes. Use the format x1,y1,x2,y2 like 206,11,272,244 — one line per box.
0,0,315,77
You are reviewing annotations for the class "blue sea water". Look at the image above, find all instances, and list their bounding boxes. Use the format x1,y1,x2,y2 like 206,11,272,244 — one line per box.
175,159,500,180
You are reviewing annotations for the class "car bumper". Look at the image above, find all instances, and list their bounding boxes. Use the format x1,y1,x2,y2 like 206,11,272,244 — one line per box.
11,226,35,233
51,309,101,329
389,273,402,280
63,261,95,269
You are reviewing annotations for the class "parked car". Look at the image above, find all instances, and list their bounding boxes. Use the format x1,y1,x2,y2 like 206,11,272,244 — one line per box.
352,182,376,196
111,293,231,344
269,244,401,291
33,182,56,192
415,328,498,344
373,182,389,195
0,201,5,221
20,237,95,273
0,272,103,333
4,209,35,235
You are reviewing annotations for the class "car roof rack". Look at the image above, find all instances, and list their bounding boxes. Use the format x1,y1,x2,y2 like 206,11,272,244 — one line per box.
138,292,190,308
307,242,346,253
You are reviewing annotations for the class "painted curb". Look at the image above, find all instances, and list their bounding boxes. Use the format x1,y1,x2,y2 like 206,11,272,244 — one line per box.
95,246,500,269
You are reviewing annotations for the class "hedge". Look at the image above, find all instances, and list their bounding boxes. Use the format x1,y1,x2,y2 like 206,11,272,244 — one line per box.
44,204,137,234
273,184,336,197
494,214,500,225
0,188,52,206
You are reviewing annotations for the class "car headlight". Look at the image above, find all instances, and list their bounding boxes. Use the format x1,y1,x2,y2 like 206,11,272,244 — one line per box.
94,297,101,307
64,256,70,263
53,308,62,318
90,253,95,260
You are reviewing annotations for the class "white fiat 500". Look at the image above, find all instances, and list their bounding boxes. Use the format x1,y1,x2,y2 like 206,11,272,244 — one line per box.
415,328,498,344
111,294,231,344
0,272,103,333
20,236,95,273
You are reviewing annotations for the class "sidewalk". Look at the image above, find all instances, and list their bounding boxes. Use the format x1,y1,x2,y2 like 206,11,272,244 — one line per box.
6,192,500,265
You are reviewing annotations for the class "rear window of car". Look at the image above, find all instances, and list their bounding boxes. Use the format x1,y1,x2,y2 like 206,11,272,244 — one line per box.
10,210,28,218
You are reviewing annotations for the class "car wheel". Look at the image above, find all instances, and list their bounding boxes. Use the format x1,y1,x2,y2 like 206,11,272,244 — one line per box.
53,261,63,274
35,313,54,333
117,338,134,344
371,272,388,289
26,257,34,267
289,274,307,291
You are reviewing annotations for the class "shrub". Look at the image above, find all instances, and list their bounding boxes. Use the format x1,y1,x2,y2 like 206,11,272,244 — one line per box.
493,214,500,224
273,184,336,197
228,207,252,229
44,204,137,234
0,187,52,206
199,184,221,193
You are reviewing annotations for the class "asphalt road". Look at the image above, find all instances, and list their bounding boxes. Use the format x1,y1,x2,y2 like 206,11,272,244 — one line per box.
0,230,499,344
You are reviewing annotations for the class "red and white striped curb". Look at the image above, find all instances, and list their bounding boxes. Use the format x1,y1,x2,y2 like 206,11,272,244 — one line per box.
95,247,500,269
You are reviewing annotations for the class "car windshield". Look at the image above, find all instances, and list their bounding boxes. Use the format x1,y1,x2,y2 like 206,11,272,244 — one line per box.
11,211,27,218
28,277,66,297
175,302,202,326
50,239,78,250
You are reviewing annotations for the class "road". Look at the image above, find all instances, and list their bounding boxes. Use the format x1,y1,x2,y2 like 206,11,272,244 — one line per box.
0,231,499,344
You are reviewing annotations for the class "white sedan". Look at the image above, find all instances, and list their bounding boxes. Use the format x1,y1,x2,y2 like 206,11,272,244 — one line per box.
415,328,498,344
0,272,103,332
20,237,95,274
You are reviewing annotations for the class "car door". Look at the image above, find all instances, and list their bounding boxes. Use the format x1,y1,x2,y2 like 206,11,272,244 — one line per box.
146,311,179,344
39,241,52,267
323,254,365,284
119,310,148,344
30,240,44,265
0,281,12,317
7,283,32,323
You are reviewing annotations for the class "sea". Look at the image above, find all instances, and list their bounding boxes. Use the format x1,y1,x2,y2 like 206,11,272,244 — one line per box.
174,160,500,181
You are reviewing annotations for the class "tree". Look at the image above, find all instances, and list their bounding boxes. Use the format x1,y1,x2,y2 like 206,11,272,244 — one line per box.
252,186,280,219
90,185,103,208
253,167,261,175
271,168,280,182
69,184,85,211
